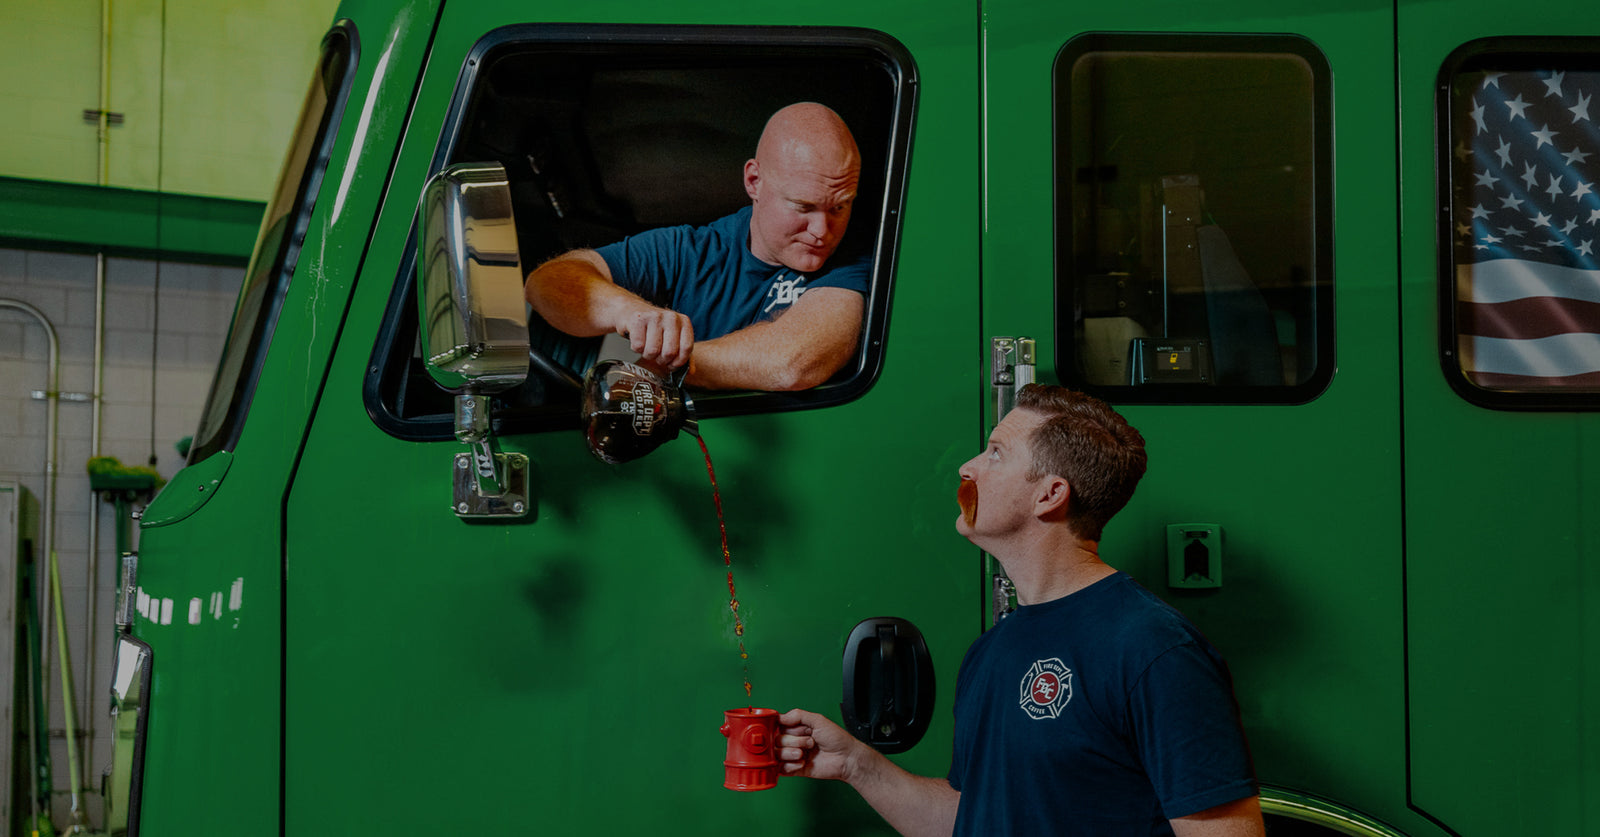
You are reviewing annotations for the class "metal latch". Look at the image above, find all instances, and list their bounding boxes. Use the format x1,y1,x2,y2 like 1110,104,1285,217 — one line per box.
990,336,1036,422
987,335,1035,626
116,553,139,631
991,572,1017,626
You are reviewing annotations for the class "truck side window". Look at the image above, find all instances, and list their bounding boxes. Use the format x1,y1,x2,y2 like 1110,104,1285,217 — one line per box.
1053,34,1333,404
1440,40,1600,409
366,26,914,440
189,26,356,465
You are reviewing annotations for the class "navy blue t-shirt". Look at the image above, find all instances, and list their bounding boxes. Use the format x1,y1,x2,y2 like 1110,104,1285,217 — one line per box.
948,572,1256,836
596,205,871,340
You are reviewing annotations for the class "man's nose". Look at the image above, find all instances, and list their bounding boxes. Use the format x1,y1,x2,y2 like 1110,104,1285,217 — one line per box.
805,212,829,242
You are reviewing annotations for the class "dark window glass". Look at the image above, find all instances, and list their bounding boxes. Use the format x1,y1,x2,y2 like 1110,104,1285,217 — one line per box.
1440,39,1600,408
190,26,356,463
1054,34,1333,404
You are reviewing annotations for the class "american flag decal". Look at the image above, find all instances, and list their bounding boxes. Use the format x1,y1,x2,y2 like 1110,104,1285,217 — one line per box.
1452,67,1600,389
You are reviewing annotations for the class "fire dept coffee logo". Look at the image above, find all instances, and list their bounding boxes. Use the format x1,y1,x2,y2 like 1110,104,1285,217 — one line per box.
624,382,660,435
1019,658,1073,720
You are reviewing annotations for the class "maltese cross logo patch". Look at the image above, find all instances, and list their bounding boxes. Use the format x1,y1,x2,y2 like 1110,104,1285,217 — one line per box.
1019,658,1073,720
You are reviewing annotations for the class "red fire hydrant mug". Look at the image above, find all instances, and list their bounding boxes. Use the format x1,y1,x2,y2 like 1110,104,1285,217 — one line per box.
720,707,779,791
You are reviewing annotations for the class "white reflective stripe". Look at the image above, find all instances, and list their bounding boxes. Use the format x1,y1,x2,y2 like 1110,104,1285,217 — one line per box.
1458,261,1600,304
1464,332,1600,377
111,639,143,700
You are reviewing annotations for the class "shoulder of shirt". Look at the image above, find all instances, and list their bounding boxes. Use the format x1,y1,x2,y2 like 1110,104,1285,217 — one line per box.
613,207,746,246
1092,573,1210,648
704,206,751,237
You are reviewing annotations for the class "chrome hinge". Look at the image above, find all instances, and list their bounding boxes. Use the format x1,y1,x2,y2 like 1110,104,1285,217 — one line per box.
116,553,138,632
986,336,1034,628
991,571,1017,626
990,336,1036,422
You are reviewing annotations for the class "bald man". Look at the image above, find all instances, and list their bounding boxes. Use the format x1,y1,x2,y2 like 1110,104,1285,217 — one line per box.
523,102,869,391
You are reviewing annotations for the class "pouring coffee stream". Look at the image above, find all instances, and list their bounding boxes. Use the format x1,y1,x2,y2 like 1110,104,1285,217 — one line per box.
579,360,751,699
697,433,752,700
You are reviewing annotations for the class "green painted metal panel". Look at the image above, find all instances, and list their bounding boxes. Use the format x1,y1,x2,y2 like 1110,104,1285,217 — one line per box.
0,176,261,264
126,0,982,833
980,0,1423,831
1399,1,1600,833
129,4,442,835
275,2,979,832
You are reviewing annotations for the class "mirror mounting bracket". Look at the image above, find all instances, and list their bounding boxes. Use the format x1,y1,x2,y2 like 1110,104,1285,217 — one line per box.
451,394,528,518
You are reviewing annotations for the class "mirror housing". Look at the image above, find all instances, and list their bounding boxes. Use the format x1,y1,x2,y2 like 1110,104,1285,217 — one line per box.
415,162,531,518
417,161,529,394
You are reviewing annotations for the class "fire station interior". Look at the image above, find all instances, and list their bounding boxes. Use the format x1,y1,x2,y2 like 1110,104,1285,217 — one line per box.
370,41,904,437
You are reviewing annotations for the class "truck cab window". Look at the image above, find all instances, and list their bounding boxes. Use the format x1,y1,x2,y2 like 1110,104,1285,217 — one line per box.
1440,40,1600,408
366,26,914,440
189,26,355,465
1053,34,1333,404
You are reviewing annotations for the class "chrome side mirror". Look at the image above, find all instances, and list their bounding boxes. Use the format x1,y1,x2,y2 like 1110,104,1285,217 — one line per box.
418,161,529,392
416,162,530,518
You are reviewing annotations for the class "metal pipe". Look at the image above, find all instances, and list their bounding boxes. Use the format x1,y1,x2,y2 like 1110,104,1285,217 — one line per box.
50,550,86,827
86,0,113,803
83,253,107,796
0,298,61,758
98,0,112,187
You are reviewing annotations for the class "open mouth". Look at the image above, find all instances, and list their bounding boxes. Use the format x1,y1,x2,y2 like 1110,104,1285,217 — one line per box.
958,477,978,526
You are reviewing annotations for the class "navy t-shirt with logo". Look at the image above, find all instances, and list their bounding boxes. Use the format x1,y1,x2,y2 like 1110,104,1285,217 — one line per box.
596,205,871,341
948,572,1256,836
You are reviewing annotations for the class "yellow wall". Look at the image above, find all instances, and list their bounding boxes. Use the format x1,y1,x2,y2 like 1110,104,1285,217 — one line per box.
0,0,339,202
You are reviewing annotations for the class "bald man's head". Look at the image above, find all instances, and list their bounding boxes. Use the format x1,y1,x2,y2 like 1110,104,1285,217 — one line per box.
744,103,861,272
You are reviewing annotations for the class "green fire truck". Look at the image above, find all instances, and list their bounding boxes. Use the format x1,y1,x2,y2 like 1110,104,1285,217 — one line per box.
104,0,1598,834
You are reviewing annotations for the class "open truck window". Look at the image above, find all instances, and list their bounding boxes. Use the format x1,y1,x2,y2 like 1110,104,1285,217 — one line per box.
1053,34,1333,404
189,25,356,465
1439,39,1600,409
366,26,914,440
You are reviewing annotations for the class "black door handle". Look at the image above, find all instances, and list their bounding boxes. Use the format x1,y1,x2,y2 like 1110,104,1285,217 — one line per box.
840,616,935,754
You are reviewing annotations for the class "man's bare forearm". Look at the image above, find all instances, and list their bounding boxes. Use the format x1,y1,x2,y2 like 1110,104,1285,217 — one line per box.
1169,795,1265,837
844,746,959,837
524,250,642,337
686,287,863,390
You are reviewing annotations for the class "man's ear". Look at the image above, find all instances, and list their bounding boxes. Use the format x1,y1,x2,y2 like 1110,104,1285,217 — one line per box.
743,159,762,201
1034,475,1071,520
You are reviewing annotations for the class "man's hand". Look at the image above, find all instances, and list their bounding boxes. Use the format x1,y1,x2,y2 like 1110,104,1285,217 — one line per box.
618,306,693,372
526,250,696,372
778,708,959,837
777,708,862,782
